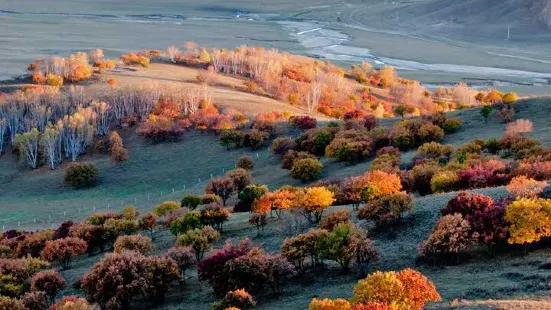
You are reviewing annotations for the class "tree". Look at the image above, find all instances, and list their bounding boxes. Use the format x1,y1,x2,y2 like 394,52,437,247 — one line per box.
21,291,47,310
205,177,235,206
358,193,414,226
290,158,323,183
235,184,268,212
393,105,407,118
164,246,195,283
15,128,40,169
351,269,440,310
0,296,24,310
81,251,150,310
122,205,140,220
31,270,65,305
211,289,257,310
109,131,129,164
41,237,87,269
418,214,471,264
236,156,254,170
64,163,99,188
309,298,351,310
225,168,252,192
49,296,94,310
200,203,231,232
294,187,335,223
249,213,268,236
41,124,61,170
502,92,518,104
506,198,551,247
139,213,157,240
169,211,202,236
505,119,533,136
362,170,402,199
114,235,153,255
319,210,351,231
153,201,180,217
181,195,203,209
176,226,220,261
480,105,493,122
144,256,180,305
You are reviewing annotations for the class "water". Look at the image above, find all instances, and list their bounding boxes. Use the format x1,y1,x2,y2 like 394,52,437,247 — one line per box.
0,1,300,80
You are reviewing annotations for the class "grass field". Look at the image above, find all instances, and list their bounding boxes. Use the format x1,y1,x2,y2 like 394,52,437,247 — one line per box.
2,93,551,308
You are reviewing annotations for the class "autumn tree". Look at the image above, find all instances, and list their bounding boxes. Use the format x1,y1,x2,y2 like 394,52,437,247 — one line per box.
294,187,335,223
205,177,235,206
109,131,129,164
506,198,551,249
164,246,195,283
31,270,66,305
41,237,87,269
506,176,547,198
139,213,157,240
290,157,323,183
176,226,220,261
418,214,471,264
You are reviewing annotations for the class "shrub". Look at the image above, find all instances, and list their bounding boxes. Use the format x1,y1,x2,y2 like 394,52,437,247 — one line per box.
49,296,94,310
351,269,440,310
46,74,64,87
325,130,374,162
412,163,440,195
64,163,99,188
507,175,547,198
236,156,254,170
200,203,231,232
417,214,471,264
206,177,236,206
362,170,402,199
417,123,444,143
31,269,65,305
417,142,453,160
21,291,47,310
358,192,414,226
506,198,551,246
319,210,351,231
181,195,203,209
202,194,222,204
198,239,254,295
176,226,220,261
296,128,336,155
54,221,74,240
290,115,317,130
281,229,329,271
144,256,180,305
222,252,295,294
69,223,107,254
103,218,139,238
114,235,153,255
309,298,351,310
121,205,139,221
220,130,245,149
109,131,129,164
243,130,269,150
15,230,54,258
235,184,268,212
271,137,297,156
169,211,202,236
249,213,268,236
376,146,401,159
515,160,551,181
0,296,24,310
41,237,87,269
430,171,459,193
389,126,414,150
364,115,378,130
442,118,461,133
325,223,378,273
294,187,335,223
81,251,147,310
502,92,518,104
282,150,317,169
211,289,257,310
441,192,494,220
225,168,252,192
154,201,181,217
164,246,195,283
290,158,323,183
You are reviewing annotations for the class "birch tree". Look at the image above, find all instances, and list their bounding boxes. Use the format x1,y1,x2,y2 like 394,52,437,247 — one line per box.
41,123,61,169
0,118,7,154
15,128,40,169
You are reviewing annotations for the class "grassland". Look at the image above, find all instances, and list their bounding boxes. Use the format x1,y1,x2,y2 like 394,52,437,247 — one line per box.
2,68,551,308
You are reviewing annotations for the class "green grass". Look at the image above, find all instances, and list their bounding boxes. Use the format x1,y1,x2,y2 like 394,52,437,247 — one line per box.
3,97,551,309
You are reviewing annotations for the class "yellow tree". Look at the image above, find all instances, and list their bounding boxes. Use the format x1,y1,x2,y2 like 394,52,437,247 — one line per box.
506,198,551,249
294,187,335,223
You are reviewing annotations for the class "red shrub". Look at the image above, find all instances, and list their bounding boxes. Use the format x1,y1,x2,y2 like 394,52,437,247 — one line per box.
41,237,87,269
344,109,368,120
290,115,317,130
